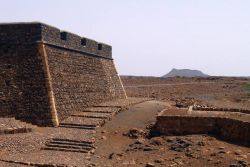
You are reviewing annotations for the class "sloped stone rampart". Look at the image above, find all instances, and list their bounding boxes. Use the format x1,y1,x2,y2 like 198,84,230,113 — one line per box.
0,22,126,126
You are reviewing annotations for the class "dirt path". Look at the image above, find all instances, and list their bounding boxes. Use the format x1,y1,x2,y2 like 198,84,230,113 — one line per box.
91,101,169,166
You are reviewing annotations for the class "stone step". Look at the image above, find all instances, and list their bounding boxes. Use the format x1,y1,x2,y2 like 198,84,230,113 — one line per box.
49,128,96,143
71,112,112,119
61,117,105,127
43,146,90,153
82,107,121,113
51,138,94,145
59,123,97,130
95,98,149,107
82,110,114,114
49,141,95,148
62,117,104,126
45,143,94,151
72,114,109,119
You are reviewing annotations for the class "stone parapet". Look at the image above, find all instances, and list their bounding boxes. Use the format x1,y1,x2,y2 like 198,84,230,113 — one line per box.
0,22,112,59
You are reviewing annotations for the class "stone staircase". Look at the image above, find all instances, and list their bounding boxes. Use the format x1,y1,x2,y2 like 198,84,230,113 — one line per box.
42,99,150,155
44,138,95,153
1,98,150,166
71,112,112,119
83,106,121,113
60,117,105,129
60,123,97,130
42,106,123,154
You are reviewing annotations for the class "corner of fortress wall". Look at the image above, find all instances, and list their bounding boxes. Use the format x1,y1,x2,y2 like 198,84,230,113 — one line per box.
0,22,126,126
37,43,59,127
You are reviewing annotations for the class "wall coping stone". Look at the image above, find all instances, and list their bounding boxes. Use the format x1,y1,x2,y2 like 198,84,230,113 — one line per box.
0,22,112,59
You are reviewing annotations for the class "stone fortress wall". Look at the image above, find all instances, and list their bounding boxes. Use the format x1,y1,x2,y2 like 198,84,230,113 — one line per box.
0,22,126,126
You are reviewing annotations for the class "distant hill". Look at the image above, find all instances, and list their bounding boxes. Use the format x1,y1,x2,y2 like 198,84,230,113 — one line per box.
162,68,209,78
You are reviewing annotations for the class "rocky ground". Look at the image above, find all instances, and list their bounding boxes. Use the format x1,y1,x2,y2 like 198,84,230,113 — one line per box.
121,76,250,110
0,77,249,166
91,101,250,167
0,98,149,167
89,76,250,167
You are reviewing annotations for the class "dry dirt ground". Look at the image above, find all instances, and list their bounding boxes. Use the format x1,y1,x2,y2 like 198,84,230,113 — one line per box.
89,76,250,166
91,100,250,167
121,76,250,110
0,77,249,167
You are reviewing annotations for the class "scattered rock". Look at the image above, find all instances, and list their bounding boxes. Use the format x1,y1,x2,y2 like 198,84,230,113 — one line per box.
170,138,192,152
143,147,154,151
101,136,107,140
238,154,247,159
145,162,155,167
146,123,154,130
124,128,146,139
175,97,196,108
238,160,248,167
135,138,145,144
174,156,182,159
234,149,242,155
218,150,226,154
88,163,96,167
229,160,248,167
185,152,196,158
165,138,174,143
154,159,163,163
108,153,115,159
85,156,91,160
150,137,163,146
122,159,136,165
116,153,124,157
214,160,222,165
218,146,225,150
197,141,205,146
210,153,216,156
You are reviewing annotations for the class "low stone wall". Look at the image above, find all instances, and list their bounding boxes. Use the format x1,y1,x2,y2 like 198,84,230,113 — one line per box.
193,105,250,114
0,159,73,167
0,118,35,135
0,127,32,135
155,114,250,146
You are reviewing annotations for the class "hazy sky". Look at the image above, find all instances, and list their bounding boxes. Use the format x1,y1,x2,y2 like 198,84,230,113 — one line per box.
0,0,249,76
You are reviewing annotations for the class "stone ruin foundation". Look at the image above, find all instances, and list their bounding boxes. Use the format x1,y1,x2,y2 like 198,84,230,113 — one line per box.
155,108,250,146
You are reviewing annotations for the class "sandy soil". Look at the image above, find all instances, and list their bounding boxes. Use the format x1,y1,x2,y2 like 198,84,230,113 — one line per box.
88,77,250,167
122,77,250,110
0,77,249,167
91,101,250,167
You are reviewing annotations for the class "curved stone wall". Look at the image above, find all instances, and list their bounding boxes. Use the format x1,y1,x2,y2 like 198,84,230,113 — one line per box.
155,114,250,146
